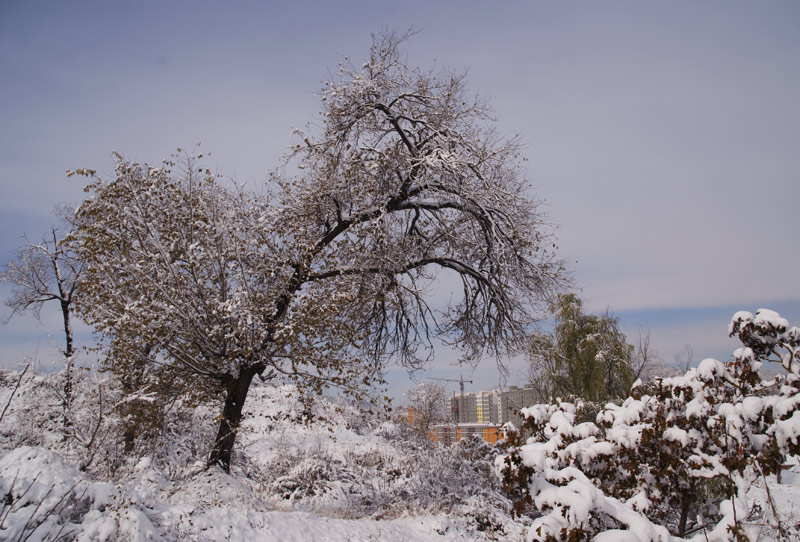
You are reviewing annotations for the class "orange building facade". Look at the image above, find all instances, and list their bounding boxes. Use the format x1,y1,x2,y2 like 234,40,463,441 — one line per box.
428,423,503,446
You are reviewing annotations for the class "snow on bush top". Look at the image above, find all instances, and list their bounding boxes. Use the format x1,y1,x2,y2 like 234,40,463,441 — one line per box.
499,308,800,541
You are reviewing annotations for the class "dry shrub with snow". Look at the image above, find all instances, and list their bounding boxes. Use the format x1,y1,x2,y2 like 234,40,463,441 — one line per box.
1,373,523,540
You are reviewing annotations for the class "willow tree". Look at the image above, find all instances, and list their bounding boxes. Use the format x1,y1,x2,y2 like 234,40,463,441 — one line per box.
529,293,635,403
71,32,565,472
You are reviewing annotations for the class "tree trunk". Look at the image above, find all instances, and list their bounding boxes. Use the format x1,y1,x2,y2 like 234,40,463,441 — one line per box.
60,299,74,429
207,367,256,472
60,300,74,359
678,481,695,537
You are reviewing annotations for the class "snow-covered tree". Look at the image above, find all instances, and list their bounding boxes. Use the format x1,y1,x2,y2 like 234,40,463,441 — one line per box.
70,32,565,472
1,215,83,425
2,219,82,362
405,382,448,436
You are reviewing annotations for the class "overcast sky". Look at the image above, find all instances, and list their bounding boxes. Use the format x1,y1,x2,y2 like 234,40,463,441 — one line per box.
1,1,798,401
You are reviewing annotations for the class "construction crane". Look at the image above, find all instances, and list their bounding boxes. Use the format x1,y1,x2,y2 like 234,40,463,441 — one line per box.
428,375,473,396
428,375,473,423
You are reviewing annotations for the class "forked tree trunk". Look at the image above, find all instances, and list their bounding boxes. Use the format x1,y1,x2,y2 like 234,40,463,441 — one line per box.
207,367,257,472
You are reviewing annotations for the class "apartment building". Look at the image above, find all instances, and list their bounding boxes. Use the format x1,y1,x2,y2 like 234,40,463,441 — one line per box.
499,386,542,426
446,385,543,425
433,384,545,444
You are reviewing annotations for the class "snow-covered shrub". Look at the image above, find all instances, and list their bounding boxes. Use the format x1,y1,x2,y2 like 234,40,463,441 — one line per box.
0,369,64,452
0,446,157,542
499,309,800,541
0,364,221,485
1,365,533,540
228,382,521,535
0,367,124,477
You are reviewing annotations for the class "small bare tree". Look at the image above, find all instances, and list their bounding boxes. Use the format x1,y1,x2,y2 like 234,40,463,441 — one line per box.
675,344,694,373
2,216,83,424
405,382,447,437
631,326,657,381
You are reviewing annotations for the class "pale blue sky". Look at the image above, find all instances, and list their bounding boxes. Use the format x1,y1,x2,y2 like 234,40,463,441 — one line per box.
1,1,799,400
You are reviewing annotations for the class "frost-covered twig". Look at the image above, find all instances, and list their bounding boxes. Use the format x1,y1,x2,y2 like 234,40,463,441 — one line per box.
0,365,29,426
16,481,78,542
79,385,104,471
756,462,788,539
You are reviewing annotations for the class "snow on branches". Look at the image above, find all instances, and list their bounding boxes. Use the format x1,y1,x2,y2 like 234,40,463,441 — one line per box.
499,309,800,541
69,32,565,472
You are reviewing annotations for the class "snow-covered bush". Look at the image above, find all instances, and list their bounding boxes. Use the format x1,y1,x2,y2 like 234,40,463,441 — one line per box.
0,367,124,477
0,369,64,452
499,309,800,541
233,383,518,535
0,446,159,542
1,371,527,540
0,364,220,486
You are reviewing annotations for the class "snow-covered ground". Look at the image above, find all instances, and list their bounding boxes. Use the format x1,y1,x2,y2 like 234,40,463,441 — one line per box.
2,366,800,541
741,468,800,540
0,372,522,541
0,444,512,541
